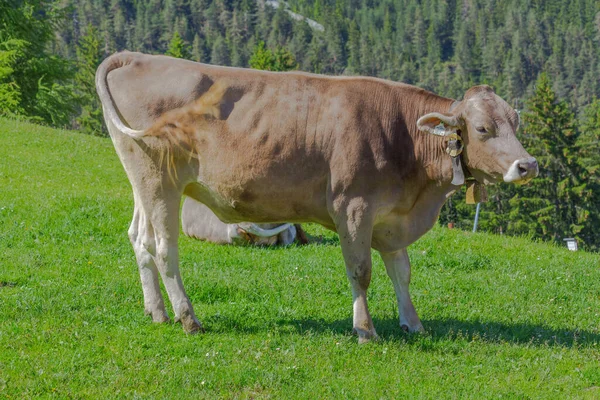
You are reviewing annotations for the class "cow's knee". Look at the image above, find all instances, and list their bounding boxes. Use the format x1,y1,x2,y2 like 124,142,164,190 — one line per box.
347,262,372,290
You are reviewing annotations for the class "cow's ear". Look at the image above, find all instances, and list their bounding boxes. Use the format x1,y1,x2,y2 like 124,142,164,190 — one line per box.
417,112,460,135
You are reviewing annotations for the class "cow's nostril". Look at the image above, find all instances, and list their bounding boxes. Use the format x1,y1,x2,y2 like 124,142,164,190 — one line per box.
518,165,528,176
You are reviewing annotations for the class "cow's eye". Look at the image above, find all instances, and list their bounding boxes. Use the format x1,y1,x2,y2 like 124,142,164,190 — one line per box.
476,126,487,134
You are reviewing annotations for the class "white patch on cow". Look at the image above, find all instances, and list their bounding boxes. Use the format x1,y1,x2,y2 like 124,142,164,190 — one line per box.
503,160,522,182
239,223,293,237
503,157,537,183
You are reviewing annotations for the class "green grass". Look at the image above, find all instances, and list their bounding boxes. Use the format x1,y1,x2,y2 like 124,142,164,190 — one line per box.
1,118,599,399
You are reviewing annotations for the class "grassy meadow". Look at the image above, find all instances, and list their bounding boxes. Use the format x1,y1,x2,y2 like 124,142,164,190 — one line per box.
0,118,599,398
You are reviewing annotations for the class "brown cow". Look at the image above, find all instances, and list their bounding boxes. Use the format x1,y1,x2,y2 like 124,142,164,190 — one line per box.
95,51,537,342
181,196,306,246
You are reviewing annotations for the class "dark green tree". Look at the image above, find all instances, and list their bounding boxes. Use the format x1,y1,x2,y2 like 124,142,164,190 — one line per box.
345,20,360,74
74,24,105,135
575,98,600,249
521,73,593,246
578,98,600,183
191,34,206,62
210,36,230,65
0,0,76,124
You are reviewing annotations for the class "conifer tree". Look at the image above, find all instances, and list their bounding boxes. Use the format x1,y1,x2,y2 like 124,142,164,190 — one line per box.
249,41,296,72
521,73,592,246
166,31,191,59
345,20,360,74
0,39,26,116
0,0,76,125
75,24,105,135
578,99,600,183
576,99,600,249
191,34,206,62
210,36,230,65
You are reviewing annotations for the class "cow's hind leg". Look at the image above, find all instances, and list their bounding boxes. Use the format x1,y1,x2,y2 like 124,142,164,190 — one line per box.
333,199,378,343
380,249,424,333
129,202,169,323
148,191,203,334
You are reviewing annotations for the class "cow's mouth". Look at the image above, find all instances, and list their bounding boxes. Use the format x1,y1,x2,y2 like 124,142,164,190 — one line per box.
468,168,503,185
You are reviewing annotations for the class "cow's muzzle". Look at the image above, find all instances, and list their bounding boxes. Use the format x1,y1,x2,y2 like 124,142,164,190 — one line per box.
503,157,539,183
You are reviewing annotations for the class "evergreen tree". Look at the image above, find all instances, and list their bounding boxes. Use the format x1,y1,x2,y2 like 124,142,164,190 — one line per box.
0,39,26,116
0,0,76,125
307,35,326,74
249,41,296,72
75,24,105,135
166,31,191,59
210,35,230,65
576,98,600,249
345,20,360,74
521,73,592,246
288,20,312,70
191,33,206,62
578,99,600,183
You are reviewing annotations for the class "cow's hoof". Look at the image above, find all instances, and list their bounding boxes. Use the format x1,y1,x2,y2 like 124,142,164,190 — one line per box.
183,319,204,334
184,320,204,334
401,323,425,334
145,308,170,323
175,311,204,334
355,327,379,344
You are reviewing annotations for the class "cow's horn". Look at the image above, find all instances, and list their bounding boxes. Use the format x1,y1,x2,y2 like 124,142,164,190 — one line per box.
239,223,292,237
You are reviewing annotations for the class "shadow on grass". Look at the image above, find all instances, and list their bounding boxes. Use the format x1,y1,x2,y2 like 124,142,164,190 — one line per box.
184,231,340,251
379,317,599,348
305,233,340,246
207,314,599,348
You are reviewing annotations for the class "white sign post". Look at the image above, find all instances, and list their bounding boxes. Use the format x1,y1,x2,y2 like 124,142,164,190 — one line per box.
563,238,578,251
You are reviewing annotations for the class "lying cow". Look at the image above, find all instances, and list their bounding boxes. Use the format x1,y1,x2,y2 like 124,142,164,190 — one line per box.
181,196,307,245
96,51,538,342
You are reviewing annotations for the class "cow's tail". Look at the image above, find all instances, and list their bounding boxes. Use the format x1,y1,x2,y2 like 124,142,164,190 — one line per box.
95,52,146,138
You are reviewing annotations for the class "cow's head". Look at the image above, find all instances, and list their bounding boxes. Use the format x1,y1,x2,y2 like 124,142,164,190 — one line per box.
417,85,538,184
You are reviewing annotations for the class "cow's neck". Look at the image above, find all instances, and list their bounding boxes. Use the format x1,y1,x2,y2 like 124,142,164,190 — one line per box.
399,87,457,189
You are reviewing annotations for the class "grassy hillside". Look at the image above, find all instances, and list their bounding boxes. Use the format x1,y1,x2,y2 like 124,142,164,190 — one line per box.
0,118,599,398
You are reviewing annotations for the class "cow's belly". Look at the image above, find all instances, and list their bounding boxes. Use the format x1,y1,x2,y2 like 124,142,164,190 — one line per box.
183,170,332,226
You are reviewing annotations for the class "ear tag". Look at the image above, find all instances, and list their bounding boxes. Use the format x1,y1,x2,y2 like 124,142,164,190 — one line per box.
465,181,488,204
433,123,447,136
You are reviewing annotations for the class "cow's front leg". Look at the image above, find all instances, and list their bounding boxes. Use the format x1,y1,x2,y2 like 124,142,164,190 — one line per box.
333,200,378,343
380,249,424,333
146,191,203,334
